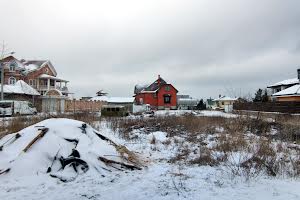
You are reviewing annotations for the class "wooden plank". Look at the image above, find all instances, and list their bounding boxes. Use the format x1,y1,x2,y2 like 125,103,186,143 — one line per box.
22,128,49,153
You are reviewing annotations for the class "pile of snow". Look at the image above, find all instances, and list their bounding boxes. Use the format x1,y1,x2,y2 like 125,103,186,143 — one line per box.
0,118,141,182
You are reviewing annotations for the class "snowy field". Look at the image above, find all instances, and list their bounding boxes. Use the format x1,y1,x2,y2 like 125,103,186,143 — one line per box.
0,114,300,200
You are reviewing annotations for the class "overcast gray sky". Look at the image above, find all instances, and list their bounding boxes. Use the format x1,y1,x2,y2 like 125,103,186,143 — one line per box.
1,0,300,99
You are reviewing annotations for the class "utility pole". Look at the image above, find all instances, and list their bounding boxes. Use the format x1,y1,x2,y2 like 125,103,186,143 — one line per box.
0,42,15,101
0,62,4,101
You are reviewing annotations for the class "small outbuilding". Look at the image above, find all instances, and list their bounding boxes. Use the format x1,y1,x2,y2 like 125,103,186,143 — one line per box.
101,105,129,117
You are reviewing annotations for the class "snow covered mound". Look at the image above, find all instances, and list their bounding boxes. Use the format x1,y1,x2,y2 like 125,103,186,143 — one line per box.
0,118,142,182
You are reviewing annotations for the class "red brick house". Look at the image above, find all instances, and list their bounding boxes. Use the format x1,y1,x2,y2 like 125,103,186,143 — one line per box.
0,56,69,97
134,75,178,110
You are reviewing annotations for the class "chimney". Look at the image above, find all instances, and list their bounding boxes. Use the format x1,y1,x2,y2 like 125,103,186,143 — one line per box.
157,74,161,84
298,68,300,80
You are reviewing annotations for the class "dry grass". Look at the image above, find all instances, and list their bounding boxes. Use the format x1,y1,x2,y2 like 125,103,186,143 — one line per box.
106,114,300,179
0,112,102,137
1,112,300,179
190,146,219,166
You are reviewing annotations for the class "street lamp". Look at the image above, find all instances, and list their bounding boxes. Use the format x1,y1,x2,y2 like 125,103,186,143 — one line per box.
0,51,15,101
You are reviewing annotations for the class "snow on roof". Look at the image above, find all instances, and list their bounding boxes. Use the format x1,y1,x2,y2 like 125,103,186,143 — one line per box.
134,83,149,94
140,89,158,93
213,96,238,101
24,64,38,71
134,76,178,94
90,96,109,101
135,84,149,90
0,80,40,96
90,96,134,103
272,84,300,96
108,97,135,103
22,60,47,70
21,60,57,76
268,78,299,88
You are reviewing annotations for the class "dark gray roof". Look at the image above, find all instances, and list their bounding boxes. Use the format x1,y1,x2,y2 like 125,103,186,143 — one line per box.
143,77,167,92
134,77,167,94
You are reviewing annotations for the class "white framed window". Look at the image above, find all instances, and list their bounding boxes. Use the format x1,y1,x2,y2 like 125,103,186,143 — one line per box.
29,79,33,85
9,63,16,72
9,77,16,85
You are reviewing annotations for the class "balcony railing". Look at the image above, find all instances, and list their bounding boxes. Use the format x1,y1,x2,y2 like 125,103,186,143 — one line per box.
35,85,69,92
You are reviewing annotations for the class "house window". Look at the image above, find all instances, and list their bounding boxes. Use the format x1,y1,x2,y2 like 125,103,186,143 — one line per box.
29,79,33,85
9,63,16,72
9,77,16,85
165,86,170,91
45,68,49,74
153,93,157,98
139,98,143,104
164,95,171,104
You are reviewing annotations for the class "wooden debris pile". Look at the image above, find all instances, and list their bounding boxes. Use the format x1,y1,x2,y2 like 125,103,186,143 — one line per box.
0,119,144,182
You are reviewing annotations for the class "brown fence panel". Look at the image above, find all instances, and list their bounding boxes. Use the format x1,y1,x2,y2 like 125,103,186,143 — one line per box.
65,100,105,113
233,102,300,114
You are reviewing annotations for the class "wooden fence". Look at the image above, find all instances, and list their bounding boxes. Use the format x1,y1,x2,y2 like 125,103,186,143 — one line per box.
233,102,300,114
65,100,105,113
36,98,105,113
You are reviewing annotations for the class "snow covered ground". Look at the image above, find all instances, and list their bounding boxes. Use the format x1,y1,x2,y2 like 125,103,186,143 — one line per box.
0,117,300,200
155,110,237,118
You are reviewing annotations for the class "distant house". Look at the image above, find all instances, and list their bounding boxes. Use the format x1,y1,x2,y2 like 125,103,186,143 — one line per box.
272,84,300,102
0,56,70,97
134,75,178,110
269,69,300,102
268,69,300,95
213,96,238,112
